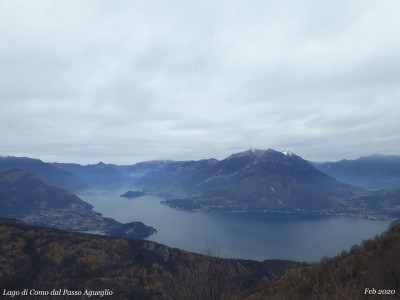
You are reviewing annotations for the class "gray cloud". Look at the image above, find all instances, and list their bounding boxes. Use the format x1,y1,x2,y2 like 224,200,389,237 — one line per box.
1,0,399,164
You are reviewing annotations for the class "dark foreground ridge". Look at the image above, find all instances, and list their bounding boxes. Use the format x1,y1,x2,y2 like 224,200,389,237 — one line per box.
1,218,399,299
0,218,300,299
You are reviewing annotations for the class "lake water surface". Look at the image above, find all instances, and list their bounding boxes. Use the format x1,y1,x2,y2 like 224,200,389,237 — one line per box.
79,188,391,262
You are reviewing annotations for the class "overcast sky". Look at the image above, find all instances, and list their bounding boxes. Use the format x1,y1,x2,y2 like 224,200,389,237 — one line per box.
1,0,399,164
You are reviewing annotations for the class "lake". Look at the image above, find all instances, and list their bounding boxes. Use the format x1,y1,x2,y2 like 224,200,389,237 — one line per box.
78,188,391,262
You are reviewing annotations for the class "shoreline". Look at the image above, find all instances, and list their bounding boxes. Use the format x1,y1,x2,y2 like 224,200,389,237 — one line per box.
160,200,395,221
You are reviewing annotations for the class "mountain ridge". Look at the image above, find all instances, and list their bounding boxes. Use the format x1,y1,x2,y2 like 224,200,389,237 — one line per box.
0,156,86,191
3,151,400,219
137,149,363,214
0,169,156,238
313,154,400,190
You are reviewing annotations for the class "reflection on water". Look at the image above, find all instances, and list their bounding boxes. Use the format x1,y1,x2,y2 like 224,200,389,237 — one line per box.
78,188,391,262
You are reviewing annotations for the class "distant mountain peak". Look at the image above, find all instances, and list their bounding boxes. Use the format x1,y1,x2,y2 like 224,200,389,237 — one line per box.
137,147,358,213
226,149,267,159
282,150,293,157
223,149,303,168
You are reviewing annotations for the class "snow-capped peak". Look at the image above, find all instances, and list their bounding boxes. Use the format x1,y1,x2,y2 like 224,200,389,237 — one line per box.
282,150,293,157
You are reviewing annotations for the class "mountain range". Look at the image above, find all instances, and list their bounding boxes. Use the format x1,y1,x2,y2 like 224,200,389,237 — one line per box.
313,154,400,190
137,149,396,217
51,162,128,188
2,149,400,219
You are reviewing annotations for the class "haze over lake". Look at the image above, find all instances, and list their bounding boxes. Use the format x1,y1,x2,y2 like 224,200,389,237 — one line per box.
79,188,390,262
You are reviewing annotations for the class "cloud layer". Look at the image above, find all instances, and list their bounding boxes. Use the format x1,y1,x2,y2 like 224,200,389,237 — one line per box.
1,0,399,164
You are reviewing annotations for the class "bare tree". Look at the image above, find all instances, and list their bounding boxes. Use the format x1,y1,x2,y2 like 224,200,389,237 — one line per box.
312,267,359,300
167,242,232,300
